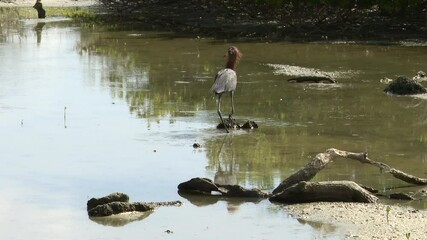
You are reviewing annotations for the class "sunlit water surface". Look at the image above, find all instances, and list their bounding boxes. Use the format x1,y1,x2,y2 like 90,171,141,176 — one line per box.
1,17,427,240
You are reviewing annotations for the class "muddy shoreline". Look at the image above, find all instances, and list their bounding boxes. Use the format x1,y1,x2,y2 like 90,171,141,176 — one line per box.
285,202,427,240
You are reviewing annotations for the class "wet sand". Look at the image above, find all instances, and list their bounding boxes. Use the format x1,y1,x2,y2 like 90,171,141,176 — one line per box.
285,202,427,239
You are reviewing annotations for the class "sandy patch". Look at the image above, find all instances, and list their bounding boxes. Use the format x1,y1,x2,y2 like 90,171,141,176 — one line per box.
0,0,97,7
285,202,427,239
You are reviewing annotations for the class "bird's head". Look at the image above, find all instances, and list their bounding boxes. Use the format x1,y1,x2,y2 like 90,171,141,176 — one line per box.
227,46,242,61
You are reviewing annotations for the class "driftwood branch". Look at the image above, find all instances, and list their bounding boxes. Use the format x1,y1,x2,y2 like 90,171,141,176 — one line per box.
270,181,378,203
326,148,427,185
273,148,427,195
272,152,332,194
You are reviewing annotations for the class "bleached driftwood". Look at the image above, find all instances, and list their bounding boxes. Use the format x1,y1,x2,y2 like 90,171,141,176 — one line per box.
272,148,427,195
270,181,378,203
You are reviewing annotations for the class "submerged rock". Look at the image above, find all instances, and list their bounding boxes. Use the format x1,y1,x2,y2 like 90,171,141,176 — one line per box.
178,177,270,199
389,192,414,200
413,70,427,81
384,76,427,95
217,117,240,130
217,119,259,130
288,76,337,83
178,177,221,194
218,184,271,198
241,121,258,129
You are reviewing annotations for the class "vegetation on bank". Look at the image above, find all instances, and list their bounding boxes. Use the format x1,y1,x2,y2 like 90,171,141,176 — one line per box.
0,6,96,21
91,0,427,40
1,0,426,40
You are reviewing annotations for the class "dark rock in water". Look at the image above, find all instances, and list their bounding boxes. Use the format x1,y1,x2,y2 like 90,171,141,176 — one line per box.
193,143,201,148
218,184,271,198
87,192,129,211
241,121,258,129
178,177,221,194
178,178,270,199
217,117,240,130
384,76,427,95
389,192,414,200
359,184,379,194
88,201,154,217
288,76,337,83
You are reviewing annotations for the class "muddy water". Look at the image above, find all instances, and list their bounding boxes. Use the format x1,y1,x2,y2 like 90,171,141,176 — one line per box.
1,17,427,240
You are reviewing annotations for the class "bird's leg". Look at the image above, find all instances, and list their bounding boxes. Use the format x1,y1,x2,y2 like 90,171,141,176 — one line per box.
217,94,229,133
229,91,235,120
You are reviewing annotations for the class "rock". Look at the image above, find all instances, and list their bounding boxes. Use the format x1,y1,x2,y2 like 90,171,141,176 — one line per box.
178,177,221,194
241,121,258,129
88,201,154,217
380,77,393,84
87,193,182,218
384,76,427,95
217,117,240,130
219,184,271,198
288,76,337,83
87,192,129,211
389,192,414,200
413,70,427,81
193,143,201,148
178,178,270,199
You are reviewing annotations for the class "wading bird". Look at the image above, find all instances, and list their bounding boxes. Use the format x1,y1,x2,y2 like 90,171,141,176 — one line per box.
211,46,242,133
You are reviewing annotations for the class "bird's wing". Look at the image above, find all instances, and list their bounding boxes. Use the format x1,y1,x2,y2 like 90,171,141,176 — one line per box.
211,69,237,94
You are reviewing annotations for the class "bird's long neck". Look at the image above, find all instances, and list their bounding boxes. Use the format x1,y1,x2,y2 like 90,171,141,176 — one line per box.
225,56,237,70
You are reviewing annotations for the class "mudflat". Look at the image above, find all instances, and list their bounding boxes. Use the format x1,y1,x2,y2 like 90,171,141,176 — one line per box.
285,202,427,239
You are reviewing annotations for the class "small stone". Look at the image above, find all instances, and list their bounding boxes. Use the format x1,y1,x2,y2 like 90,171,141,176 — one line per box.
193,143,201,148
241,121,258,129
384,76,427,95
389,192,414,200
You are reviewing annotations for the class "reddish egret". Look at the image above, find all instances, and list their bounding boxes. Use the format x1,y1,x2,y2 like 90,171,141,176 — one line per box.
211,46,242,133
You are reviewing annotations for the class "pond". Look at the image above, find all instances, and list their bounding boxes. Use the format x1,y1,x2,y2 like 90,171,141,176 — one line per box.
1,16,427,240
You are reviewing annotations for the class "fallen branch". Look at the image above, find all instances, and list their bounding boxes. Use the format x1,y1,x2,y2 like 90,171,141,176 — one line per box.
326,148,427,185
272,148,427,195
272,152,332,194
270,181,378,203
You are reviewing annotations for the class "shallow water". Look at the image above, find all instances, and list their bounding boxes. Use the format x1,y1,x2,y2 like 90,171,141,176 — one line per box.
1,16,427,240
